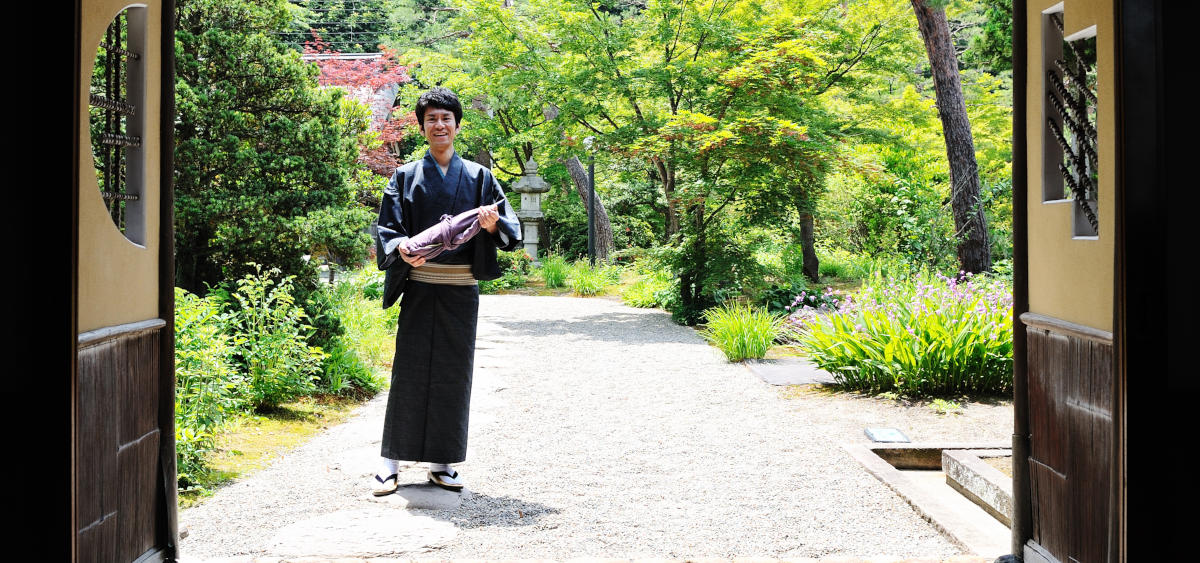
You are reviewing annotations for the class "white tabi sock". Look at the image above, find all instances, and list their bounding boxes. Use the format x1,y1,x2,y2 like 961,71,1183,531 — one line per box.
378,457,401,478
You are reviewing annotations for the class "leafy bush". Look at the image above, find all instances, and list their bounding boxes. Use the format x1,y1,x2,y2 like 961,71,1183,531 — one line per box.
623,267,675,308
228,265,326,410
320,341,383,398
758,280,811,314
538,254,570,288
480,249,532,294
792,269,1013,396
699,302,786,362
174,288,244,486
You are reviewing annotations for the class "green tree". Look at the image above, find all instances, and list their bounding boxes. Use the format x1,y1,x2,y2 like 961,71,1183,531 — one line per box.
445,0,916,321
174,0,368,295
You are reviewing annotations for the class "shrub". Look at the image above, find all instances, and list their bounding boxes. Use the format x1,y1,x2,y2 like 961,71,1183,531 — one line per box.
758,280,811,314
538,254,569,288
228,265,326,410
480,249,531,294
174,288,243,486
623,267,674,308
792,269,1013,396
320,340,384,398
699,302,786,362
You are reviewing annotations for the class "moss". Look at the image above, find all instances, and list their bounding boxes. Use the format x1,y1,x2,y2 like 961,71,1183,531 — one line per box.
179,394,362,509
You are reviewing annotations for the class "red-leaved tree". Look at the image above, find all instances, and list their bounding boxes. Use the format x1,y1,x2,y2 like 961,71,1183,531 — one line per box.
304,32,417,175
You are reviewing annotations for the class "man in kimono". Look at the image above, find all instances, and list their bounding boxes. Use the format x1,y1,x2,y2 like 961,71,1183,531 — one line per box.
371,87,521,494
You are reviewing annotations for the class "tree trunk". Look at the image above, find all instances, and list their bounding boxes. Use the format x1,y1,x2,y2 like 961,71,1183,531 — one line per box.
564,156,615,262
798,212,819,282
911,0,992,273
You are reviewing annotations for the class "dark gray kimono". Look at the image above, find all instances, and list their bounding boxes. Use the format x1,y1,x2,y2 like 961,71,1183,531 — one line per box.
373,151,521,463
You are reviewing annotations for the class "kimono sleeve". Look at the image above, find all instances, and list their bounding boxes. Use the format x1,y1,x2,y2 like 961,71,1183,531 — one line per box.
374,168,411,270
484,171,522,252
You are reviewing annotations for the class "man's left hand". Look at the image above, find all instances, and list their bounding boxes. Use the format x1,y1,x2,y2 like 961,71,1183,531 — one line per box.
478,204,499,233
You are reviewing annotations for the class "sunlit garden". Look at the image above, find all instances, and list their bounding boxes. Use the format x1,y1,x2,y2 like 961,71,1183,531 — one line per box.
171,0,1016,501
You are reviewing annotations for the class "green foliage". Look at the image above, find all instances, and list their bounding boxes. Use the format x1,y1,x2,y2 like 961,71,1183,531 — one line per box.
622,266,675,309
227,265,326,410
959,0,1013,73
324,268,399,369
174,288,244,486
699,302,786,362
174,0,369,295
793,269,1014,397
281,0,392,53
308,273,392,396
929,397,964,415
479,249,532,294
567,260,609,296
538,254,570,288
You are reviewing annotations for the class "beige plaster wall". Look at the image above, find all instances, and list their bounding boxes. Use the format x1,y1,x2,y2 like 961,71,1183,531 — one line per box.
1026,0,1114,331
78,0,161,333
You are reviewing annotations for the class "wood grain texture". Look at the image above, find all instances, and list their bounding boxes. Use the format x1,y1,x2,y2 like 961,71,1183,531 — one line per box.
118,430,161,562
1024,321,1113,563
76,326,166,563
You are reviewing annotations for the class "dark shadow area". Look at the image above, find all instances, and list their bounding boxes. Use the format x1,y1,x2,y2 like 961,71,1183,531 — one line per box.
423,490,561,530
487,311,696,346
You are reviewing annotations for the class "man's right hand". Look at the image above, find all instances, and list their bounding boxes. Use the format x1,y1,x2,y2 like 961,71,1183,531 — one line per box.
398,247,426,267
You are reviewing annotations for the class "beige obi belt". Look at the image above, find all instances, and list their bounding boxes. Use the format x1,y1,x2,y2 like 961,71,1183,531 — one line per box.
408,262,477,286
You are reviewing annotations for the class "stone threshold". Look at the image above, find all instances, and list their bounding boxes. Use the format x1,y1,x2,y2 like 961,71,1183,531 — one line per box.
842,442,1012,560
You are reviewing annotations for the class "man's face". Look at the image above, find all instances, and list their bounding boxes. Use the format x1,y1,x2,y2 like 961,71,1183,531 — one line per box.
420,107,460,151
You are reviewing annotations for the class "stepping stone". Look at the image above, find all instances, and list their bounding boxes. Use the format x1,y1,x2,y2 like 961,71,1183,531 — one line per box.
743,357,838,385
265,507,456,558
371,482,470,510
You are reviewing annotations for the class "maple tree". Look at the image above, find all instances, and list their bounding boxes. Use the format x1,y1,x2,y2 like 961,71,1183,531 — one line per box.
304,32,417,176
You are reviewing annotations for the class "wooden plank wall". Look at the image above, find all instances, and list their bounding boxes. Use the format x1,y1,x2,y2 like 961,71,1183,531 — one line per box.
77,326,164,563
1026,321,1112,563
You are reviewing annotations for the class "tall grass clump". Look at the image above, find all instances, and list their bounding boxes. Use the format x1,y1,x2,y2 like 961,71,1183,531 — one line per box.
325,268,396,368
568,260,609,296
699,302,786,362
538,254,569,288
791,269,1013,396
311,269,391,396
174,288,244,487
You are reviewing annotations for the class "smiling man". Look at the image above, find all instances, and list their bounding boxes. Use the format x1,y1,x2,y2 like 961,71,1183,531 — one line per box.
371,87,521,495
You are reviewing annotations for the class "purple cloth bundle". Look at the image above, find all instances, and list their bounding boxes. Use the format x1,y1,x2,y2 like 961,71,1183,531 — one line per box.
401,205,495,260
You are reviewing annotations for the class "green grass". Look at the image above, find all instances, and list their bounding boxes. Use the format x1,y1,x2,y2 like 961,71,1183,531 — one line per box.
178,393,366,507
699,301,786,362
567,261,609,296
538,255,570,288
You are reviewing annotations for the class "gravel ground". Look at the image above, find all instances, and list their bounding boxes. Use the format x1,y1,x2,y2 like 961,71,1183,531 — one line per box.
178,294,1013,560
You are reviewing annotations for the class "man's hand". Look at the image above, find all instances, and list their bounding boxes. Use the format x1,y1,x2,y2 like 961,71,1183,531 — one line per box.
478,204,500,234
398,246,426,267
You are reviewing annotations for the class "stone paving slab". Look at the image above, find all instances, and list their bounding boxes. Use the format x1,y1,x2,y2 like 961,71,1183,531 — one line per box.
263,508,458,558
741,358,838,385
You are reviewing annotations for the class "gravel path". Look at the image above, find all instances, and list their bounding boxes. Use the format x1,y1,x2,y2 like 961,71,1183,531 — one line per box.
178,294,1013,561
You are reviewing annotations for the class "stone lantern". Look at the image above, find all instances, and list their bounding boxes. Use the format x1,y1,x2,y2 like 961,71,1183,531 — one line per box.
511,158,550,264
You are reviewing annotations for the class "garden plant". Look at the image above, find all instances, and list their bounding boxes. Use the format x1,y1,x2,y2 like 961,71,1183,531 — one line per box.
790,269,1013,396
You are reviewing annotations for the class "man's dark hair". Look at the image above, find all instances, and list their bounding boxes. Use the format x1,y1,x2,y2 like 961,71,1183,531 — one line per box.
415,87,463,129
